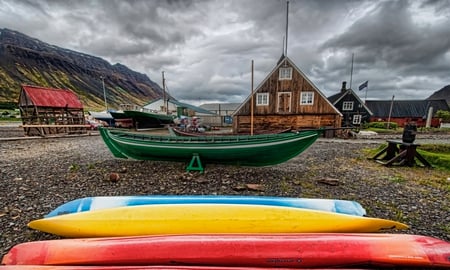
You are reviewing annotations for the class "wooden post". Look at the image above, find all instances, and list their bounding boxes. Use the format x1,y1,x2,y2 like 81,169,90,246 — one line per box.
251,60,254,136
387,95,395,129
162,71,167,113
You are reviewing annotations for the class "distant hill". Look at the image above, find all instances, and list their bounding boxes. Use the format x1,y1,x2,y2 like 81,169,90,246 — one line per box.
0,28,163,110
427,85,450,106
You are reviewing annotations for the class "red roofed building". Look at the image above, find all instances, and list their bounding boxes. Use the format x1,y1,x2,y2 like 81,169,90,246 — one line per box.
18,85,87,136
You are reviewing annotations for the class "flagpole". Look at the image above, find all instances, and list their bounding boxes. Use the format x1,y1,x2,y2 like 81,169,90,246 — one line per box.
349,53,354,90
364,84,368,104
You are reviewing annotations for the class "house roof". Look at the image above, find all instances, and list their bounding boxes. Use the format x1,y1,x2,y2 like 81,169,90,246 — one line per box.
21,85,83,109
144,98,215,115
232,55,342,116
366,99,449,118
199,103,240,111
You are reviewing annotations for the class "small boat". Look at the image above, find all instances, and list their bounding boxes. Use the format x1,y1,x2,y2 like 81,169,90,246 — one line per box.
28,204,408,237
99,127,319,167
44,195,367,218
87,111,114,126
109,110,128,120
4,234,448,268
123,110,176,130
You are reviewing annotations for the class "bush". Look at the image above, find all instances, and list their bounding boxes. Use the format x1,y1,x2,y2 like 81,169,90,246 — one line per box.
435,110,450,122
367,122,398,129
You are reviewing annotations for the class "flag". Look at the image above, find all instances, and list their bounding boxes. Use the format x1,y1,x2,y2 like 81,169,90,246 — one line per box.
358,81,368,91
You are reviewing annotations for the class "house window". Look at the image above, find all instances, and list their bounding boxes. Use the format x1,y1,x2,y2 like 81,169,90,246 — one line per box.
256,93,269,106
353,114,362,125
343,101,354,111
279,67,292,80
300,92,314,105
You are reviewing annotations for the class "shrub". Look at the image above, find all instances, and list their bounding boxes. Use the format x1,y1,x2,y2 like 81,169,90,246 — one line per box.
436,110,450,122
367,122,398,129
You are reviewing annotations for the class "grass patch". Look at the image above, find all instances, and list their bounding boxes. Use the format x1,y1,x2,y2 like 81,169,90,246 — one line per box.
417,144,450,171
364,144,450,172
387,174,406,183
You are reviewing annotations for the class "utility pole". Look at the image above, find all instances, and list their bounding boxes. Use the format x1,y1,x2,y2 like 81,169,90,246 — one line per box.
162,71,167,113
101,76,107,111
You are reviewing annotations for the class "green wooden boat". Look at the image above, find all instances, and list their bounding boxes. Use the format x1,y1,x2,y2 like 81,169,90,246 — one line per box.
99,127,319,168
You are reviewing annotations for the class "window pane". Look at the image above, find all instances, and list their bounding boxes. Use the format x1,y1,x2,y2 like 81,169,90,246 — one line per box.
343,101,354,111
256,93,269,105
300,92,314,105
279,68,292,80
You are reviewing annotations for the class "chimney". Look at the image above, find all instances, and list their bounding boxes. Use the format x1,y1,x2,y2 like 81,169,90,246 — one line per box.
341,81,347,93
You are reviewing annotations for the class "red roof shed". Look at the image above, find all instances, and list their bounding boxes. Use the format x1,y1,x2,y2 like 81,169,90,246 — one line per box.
18,85,87,136
19,85,83,109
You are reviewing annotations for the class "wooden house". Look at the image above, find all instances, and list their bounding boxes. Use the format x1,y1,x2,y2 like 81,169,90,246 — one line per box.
365,99,450,128
232,55,342,133
328,81,373,127
18,85,87,136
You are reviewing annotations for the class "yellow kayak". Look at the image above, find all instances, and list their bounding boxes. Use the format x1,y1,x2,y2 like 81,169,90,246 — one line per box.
28,204,408,237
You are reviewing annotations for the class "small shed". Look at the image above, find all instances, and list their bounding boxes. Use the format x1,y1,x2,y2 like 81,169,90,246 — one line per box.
18,85,87,136
232,55,342,134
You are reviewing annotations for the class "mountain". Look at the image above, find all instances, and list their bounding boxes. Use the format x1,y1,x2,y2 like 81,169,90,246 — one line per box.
0,28,163,110
427,85,450,106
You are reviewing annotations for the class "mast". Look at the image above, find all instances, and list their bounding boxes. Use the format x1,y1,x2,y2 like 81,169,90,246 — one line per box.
101,76,107,111
251,60,254,136
162,71,167,113
285,0,289,56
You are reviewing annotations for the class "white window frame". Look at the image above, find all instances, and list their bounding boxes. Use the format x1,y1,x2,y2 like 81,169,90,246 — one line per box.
300,91,314,105
342,101,354,111
353,114,362,125
256,93,269,106
279,67,292,80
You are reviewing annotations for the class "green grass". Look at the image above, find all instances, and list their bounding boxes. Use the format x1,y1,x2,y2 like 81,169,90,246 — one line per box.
366,143,450,172
417,146,450,171
0,118,21,122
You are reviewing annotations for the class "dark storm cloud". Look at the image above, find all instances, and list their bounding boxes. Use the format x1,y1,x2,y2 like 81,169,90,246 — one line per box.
1,0,449,103
316,0,450,99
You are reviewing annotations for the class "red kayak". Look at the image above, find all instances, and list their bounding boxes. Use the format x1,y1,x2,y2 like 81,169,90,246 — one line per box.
2,233,449,268
0,266,369,270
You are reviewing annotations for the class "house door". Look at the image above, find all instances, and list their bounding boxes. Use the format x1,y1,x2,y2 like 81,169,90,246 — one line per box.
277,92,291,113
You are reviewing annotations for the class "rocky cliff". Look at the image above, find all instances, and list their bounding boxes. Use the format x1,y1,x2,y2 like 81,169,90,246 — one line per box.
427,85,450,106
0,28,163,110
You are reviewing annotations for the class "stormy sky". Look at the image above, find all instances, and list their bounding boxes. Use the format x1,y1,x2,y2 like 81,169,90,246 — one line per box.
1,0,449,105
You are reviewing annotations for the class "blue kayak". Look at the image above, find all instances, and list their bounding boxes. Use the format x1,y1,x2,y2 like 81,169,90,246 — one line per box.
45,195,366,217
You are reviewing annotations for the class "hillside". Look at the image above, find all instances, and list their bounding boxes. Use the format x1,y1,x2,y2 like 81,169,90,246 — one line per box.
0,28,163,110
427,85,450,106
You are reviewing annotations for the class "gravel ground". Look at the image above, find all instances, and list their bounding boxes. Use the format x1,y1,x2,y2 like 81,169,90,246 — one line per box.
0,126,449,260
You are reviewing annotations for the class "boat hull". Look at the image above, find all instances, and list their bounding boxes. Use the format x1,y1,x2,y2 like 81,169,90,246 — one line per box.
124,110,175,129
99,128,319,166
28,204,407,237
3,234,449,268
44,195,366,218
0,266,368,270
